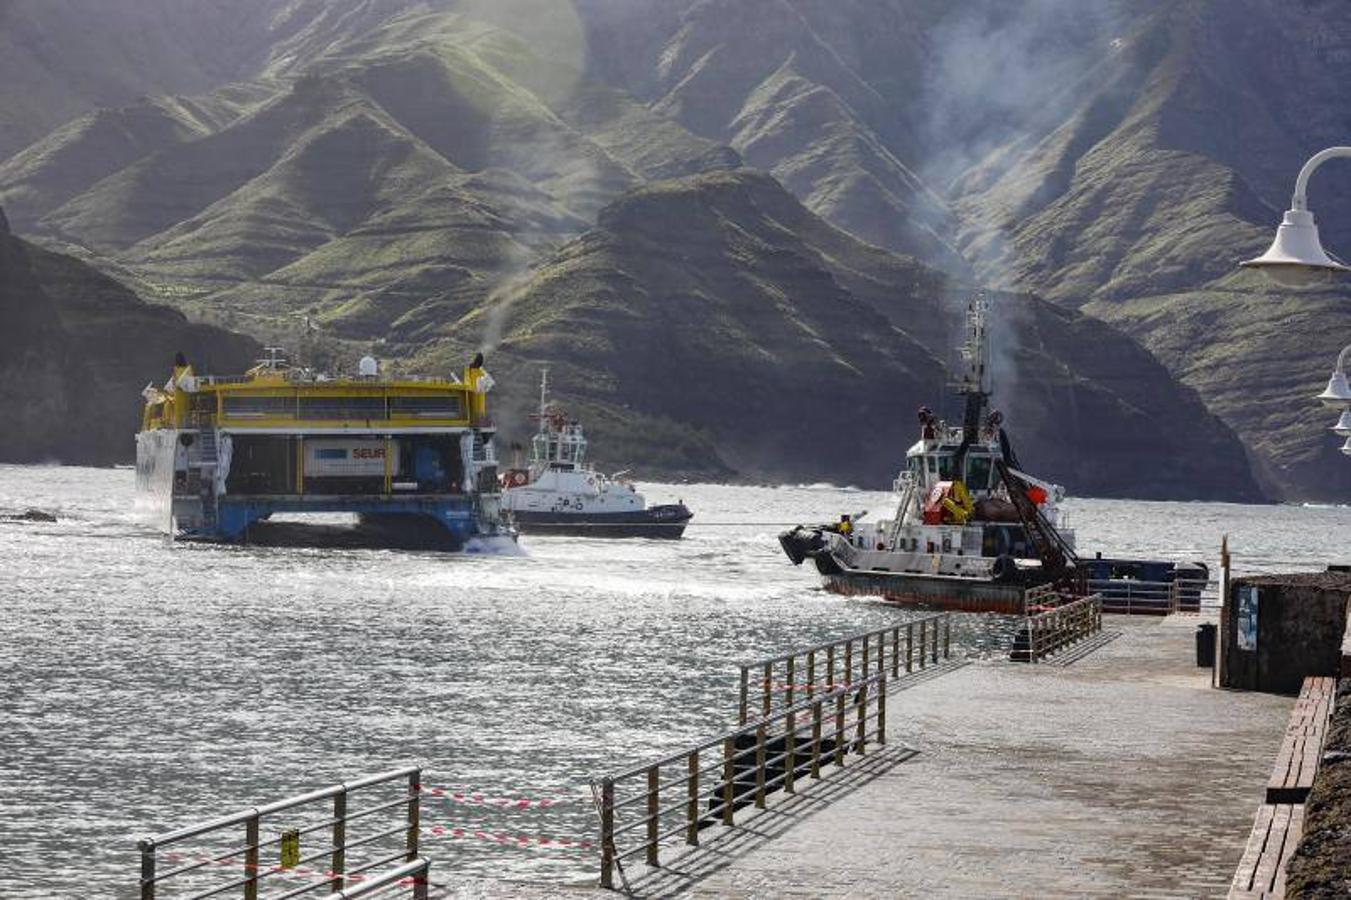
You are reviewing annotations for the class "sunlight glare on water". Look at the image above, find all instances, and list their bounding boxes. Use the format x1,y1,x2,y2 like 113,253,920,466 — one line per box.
1,465,1348,897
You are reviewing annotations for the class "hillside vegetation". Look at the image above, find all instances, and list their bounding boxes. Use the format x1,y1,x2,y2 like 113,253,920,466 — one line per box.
2,0,1344,499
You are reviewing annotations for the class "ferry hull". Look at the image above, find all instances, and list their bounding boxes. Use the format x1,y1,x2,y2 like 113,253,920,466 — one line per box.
512,504,692,539
134,428,194,534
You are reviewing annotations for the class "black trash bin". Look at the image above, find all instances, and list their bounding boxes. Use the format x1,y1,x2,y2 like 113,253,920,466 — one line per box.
1196,622,1217,667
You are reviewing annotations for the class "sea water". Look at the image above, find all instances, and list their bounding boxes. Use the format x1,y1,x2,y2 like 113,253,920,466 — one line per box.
0,465,1345,897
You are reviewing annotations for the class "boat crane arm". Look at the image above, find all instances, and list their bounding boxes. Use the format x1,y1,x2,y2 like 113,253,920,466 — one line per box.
994,459,1081,591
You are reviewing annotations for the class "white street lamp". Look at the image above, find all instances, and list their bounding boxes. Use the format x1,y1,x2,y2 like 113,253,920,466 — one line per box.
1317,346,1351,409
1241,146,1351,287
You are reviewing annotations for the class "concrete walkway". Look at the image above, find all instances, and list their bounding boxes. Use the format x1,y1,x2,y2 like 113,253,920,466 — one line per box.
621,616,1293,899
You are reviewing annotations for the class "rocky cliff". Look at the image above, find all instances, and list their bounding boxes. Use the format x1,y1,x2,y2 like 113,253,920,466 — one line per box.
0,205,259,464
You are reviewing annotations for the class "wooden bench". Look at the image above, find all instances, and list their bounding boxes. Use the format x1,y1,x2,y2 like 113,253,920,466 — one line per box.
1229,803,1305,899
1266,676,1337,804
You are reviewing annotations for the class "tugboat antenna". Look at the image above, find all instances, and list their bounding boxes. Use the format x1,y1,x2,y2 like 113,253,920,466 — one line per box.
539,368,550,421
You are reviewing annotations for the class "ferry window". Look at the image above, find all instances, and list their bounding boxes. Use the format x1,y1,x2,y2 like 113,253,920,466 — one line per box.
937,455,955,480
299,396,387,420
223,395,293,417
966,456,992,491
926,457,937,475
391,395,462,418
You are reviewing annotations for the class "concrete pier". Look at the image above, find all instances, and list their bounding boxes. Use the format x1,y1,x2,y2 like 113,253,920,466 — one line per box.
624,617,1292,898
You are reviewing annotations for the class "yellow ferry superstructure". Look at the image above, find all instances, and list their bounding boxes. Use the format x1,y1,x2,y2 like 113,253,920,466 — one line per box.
136,350,508,547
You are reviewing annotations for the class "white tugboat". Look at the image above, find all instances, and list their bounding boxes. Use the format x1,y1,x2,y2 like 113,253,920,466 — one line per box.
779,297,1206,613
500,371,693,538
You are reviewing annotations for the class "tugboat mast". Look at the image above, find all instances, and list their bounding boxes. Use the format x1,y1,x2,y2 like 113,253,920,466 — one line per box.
538,367,550,424
954,295,991,476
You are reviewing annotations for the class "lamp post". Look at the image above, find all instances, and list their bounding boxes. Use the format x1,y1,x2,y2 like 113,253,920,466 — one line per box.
1242,147,1351,454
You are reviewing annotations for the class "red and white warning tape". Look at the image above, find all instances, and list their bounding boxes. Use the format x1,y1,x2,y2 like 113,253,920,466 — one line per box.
420,784,581,810
427,823,594,851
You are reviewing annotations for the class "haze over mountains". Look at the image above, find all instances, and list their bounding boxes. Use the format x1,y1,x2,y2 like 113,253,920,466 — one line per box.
1,0,1347,500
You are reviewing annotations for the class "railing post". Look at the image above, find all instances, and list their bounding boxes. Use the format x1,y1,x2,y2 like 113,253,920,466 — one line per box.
877,674,887,745
919,620,927,669
891,627,900,678
407,769,421,861
645,766,660,867
600,778,615,889
932,618,939,664
860,638,870,691
761,661,772,720
878,632,886,676
244,812,260,900
138,840,155,900
738,666,749,725
785,710,796,794
843,639,854,688
413,859,430,900
826,645,836,691
721,738,735,826
806,649,816,699
686,751,699,846
754,722,767,809
906,624,913,673
810,701,823,779
785,656,795,711
331,787,347,894
943,616,951,659
854,679,868,755
834,692,846,766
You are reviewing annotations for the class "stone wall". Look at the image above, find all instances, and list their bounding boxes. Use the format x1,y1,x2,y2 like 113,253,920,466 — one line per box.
1221,572,1351,695
1286,678,1351,898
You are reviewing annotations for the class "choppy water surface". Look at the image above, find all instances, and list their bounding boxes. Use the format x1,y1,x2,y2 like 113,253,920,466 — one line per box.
2,465,1348,897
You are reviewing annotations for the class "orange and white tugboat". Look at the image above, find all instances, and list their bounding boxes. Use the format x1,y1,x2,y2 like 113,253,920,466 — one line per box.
779,297,1206,613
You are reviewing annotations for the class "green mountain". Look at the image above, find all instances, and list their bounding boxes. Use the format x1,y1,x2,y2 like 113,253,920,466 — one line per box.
0,204,259,464
918,0,1351,499
6,0,1342,499
412,169,1261,498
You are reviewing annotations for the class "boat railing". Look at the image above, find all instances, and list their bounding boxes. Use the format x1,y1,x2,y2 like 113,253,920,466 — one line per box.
736,613,951,725
1088,575,1218,616
136,764,423,900
1016,593,1104,663
592,671,888,891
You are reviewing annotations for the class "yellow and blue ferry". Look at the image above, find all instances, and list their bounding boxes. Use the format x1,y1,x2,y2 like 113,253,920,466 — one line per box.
136,349,511,548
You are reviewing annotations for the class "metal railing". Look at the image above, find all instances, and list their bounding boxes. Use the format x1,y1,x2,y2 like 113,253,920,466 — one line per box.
138,765,422,900
737,614,950,724
1017,594,1103,663
319,858,429,900
1090,576,1216,616
594,672,887,890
